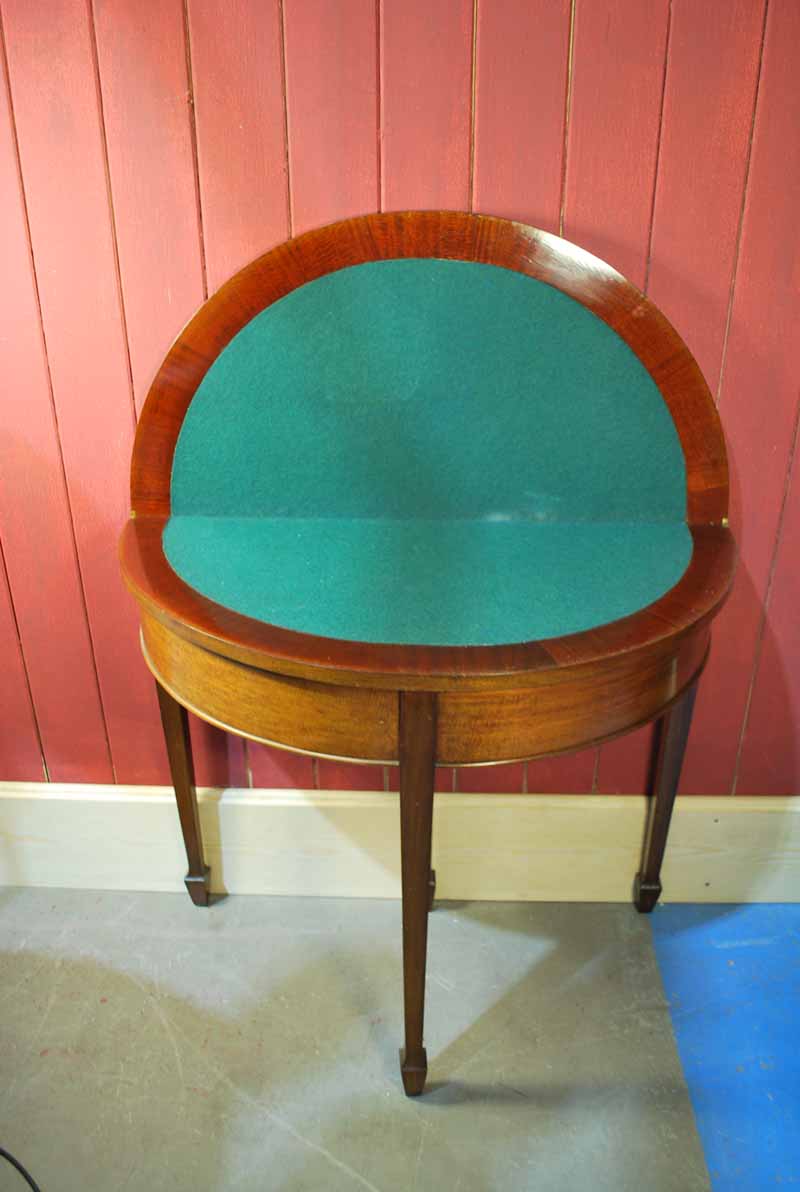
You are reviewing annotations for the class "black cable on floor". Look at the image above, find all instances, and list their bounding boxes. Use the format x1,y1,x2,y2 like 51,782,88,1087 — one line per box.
0,1146,42,1192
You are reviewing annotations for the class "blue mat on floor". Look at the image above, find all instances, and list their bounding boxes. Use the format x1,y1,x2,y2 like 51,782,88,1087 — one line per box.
652,904,800,1191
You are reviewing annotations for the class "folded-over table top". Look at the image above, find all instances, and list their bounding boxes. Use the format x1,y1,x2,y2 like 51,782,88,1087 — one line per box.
164,259,690,646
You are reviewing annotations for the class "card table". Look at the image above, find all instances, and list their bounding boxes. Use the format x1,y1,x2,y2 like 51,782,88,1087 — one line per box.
120,211,736,1096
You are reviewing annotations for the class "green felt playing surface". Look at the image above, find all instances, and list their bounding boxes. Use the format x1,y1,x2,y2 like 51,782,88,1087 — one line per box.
165,258,691,645
164,517,691,645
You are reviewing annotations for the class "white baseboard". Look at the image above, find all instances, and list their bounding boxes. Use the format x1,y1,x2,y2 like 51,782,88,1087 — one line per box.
1,783,798,902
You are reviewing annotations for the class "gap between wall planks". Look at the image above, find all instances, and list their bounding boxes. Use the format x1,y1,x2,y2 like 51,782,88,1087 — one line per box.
2,0,167,785
471,0,570,233
0,549,42,781
470,0,596,796
93,0,204,421
0,0,798,797
647,0,769,795
561,0,671,797
93,0,244,787
563,0,670,290
278,0,381,791
283,0,378,236
187,0,289,292
725,0,800,798
0,17,112,783
312,0,465,797
739,434,800,795
380,0,473,211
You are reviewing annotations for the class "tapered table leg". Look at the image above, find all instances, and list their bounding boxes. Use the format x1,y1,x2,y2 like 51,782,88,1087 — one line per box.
155,680,211,907
635,681,698,913
398,690,437,1096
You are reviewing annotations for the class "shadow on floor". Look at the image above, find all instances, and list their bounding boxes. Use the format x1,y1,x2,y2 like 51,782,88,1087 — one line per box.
0,890,708,1192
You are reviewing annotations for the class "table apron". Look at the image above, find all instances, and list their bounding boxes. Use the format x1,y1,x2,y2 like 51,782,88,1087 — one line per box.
140,611,709,766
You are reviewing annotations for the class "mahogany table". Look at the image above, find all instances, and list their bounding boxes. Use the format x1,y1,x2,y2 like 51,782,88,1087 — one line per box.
120,211,735,1096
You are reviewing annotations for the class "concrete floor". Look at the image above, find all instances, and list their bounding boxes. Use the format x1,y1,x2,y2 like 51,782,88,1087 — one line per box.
0,891,709,1192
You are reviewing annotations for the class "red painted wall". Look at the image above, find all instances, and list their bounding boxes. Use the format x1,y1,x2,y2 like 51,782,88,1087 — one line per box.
0,0,796,796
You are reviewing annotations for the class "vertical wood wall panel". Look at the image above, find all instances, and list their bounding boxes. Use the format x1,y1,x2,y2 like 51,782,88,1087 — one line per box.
710,0,800,797
94,0,244,787
283,0,378,236
317,761,386,792
0,550,43,781
93,0,205,414
472,0,570,231
0,1,796,797
646,0,765,391
597,0,766,795
457,763,525,795
563,0,669,287
186,0,290,777
381,0,472,211
528,752,598,796
738,455,800,795
0,28,112,782
187,0,288,292
186,719,247,788
248,744,315,790
3,0,168,784
597,731,654,797
648,0,767,795
563,0,670,796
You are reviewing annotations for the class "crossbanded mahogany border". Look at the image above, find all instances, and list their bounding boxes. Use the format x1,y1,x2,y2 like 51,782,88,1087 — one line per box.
124,211,735,689
121,517,735,689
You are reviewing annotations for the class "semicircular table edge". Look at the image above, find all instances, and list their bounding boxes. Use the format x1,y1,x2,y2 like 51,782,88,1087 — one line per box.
120,210,737,1097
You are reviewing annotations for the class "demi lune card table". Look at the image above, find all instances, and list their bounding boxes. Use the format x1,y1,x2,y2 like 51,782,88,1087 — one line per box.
120,211,735,1096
